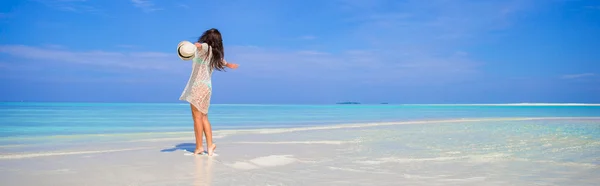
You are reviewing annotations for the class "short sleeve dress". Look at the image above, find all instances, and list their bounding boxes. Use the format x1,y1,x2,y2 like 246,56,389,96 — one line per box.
179,43,219,114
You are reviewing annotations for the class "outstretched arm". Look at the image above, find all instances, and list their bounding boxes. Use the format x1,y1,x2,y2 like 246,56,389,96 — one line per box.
196,42,238,69
222,59,239,69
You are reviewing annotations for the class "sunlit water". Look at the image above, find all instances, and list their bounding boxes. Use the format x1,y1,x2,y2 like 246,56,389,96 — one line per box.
213,119,599,185
1,102,599,137
0,103,599,185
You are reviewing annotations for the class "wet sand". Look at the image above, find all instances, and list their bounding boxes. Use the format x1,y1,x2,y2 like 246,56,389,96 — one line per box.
1,117,599,185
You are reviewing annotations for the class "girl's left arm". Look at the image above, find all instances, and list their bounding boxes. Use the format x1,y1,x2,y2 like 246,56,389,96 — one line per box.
223,59,239,69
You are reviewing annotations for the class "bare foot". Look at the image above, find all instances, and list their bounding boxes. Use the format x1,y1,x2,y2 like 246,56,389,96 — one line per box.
194,147,205,155
208,143,217,156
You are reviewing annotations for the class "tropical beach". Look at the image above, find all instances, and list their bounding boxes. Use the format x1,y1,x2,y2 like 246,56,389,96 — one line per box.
2,0,600,185
1,103,599,185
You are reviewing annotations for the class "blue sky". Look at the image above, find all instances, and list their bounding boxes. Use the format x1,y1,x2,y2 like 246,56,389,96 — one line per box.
0,0,599,104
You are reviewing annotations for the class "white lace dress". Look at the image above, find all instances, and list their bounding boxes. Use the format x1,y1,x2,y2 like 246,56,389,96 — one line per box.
179,43,225,114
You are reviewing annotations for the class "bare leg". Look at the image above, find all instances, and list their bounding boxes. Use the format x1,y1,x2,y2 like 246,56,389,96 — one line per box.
190,104,204,154
201,113,217,156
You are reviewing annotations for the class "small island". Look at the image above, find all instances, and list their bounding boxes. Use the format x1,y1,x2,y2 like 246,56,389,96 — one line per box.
336,102,361,104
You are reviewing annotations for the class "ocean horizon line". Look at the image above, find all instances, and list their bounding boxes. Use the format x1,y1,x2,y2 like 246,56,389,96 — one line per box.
1,101,600,106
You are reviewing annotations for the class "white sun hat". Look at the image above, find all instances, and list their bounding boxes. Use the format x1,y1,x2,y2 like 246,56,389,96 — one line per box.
177,41,196,60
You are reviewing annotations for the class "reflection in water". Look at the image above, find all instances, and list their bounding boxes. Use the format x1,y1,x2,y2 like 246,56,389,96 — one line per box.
194,156,214,186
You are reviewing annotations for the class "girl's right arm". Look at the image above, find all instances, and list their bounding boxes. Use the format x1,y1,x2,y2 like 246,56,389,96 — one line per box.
194,42,210,56
194,42,203,50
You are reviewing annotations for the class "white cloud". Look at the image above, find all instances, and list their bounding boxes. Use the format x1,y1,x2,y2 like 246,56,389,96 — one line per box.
335,0,541,46
176,4,190,9
0,43,480,85
295,50,328,55
0,45,177,71
299,35,316,40
10,0,536,85
584,6,600,10
35,0,102,14
131,0,161,12
42,44,65,49
454,51,469,56
226,45,480,85
561,73,596,79
301,0,543,84
115,44,138,49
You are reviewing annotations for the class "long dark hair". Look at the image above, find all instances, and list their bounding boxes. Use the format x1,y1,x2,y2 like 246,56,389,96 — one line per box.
198,28,226,71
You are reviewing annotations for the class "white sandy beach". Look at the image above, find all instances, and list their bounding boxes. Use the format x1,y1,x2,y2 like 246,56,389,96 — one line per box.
1,117,599,186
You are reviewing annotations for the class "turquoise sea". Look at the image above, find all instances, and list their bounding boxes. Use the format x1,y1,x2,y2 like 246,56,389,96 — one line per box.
1,102,600,139
2,102,600,185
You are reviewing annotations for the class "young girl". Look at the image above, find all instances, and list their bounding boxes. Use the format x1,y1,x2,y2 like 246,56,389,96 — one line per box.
179,28,238,156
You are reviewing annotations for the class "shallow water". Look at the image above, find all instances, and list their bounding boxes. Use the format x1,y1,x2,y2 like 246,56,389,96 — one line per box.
213,119,600,185
1,103,599,185
2,102,600,138
1,118,598,185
